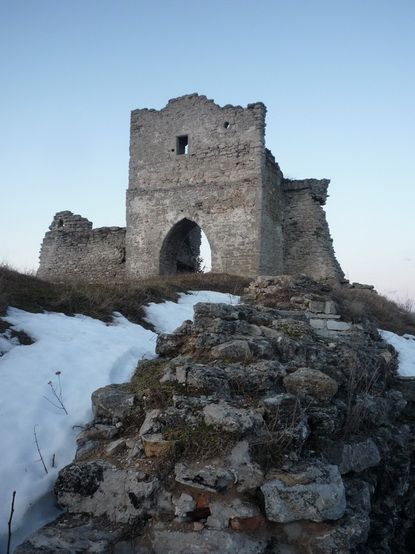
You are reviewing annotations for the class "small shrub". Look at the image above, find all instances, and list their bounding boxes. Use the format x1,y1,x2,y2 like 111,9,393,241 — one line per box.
251,398,307,471
341,351,388,438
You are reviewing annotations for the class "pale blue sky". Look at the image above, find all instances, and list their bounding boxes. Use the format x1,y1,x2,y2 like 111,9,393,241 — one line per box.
1,0,414,301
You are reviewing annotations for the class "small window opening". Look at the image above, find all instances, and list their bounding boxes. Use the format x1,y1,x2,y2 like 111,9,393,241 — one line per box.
177,135,189,155
58,219,64,227
224,121,230,129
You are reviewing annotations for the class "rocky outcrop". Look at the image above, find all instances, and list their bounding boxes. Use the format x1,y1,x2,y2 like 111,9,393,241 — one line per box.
17,276,415,553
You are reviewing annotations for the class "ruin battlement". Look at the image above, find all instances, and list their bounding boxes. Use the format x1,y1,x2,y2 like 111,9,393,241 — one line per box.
38,94,344,283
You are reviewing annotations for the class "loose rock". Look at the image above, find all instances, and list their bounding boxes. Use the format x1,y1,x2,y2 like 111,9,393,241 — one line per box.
283,367,338,404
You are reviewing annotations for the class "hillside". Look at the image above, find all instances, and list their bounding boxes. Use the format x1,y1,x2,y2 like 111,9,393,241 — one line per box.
1,269,415,553
0,265,249,325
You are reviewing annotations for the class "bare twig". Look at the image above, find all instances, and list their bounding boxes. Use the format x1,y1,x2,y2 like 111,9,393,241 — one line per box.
57,371,63,399
44,370,68,414
51,453,56,468
34,425,48,475
43,396,66,411
7,490,16,554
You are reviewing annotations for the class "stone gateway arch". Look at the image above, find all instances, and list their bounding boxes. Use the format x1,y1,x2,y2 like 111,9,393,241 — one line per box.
38,94,344,283
159,218,203,275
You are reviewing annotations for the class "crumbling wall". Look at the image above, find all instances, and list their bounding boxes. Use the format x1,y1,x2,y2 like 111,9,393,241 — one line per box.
37,94,345,283
282,179,344,281
37,211,126,283
258,149,285,275
126,94,266,278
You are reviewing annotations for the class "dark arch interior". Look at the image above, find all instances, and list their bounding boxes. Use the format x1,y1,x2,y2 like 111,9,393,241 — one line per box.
159,219,202,275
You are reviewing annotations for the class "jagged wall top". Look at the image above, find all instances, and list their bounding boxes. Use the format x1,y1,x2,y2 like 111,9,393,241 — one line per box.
38,93,344,283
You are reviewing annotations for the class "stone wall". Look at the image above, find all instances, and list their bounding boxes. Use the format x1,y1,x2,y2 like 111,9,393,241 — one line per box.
258,149,284,275
37,211,126,283
38,93,345,283
126,94,266,277
282,179,344,281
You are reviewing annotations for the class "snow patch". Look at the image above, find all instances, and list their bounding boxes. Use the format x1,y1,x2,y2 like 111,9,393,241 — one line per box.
380,329,415,377
145,290,239,334
0,290,238,550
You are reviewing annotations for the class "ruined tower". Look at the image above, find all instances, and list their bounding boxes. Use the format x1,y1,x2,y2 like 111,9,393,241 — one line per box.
38,94,344,283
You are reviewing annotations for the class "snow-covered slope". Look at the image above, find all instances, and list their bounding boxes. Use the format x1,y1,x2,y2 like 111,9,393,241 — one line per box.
380,330,415,377
145,289,239,333
0,291,239,549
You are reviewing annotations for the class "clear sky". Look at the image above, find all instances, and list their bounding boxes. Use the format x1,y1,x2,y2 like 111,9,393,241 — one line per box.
1,0,414,302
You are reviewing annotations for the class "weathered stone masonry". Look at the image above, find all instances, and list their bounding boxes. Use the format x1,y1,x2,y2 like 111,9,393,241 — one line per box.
37,211,126,283
38,94,344,282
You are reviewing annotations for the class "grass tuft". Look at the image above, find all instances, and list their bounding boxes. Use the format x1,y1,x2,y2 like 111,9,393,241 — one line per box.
163,419,240,461
128,359,181,409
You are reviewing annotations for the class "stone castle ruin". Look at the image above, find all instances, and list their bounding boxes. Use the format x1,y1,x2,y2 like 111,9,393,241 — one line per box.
37,94,344,283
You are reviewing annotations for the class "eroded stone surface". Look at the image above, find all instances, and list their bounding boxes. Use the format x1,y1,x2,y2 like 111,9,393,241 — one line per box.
261,461,346,523
92,385,137,424
206,499,260,530
283,368,338,404
55,461,158,523
203,401,264,433
150,524,268,554
175,462,235,493
323,438,381,474
15,513,124,554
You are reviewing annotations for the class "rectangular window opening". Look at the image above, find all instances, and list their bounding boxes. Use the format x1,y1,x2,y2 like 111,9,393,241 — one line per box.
176,135,189,155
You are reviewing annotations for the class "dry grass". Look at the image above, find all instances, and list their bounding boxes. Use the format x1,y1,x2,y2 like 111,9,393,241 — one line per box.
0,264,250,325
333,286,415,336
163,420,240,461
129,359,241,461
128,359,181,409
250,398,307,470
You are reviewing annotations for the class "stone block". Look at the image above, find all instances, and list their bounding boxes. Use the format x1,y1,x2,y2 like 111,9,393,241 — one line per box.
327,320,352,331
210,340,252,361
206,499,259,530
309,300,326,313
323,439,381,474
91,385,136,424
150,525,267,554
261,461,346,523
325,300,337,315
309,318,326,330
203,401,264,433
54,461,159,523
173,493,196,519
15,514,124,554
283,368,338,404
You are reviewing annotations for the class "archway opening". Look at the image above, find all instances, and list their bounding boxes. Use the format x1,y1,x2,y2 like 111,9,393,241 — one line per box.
200,230,212,272
159,219,211,275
